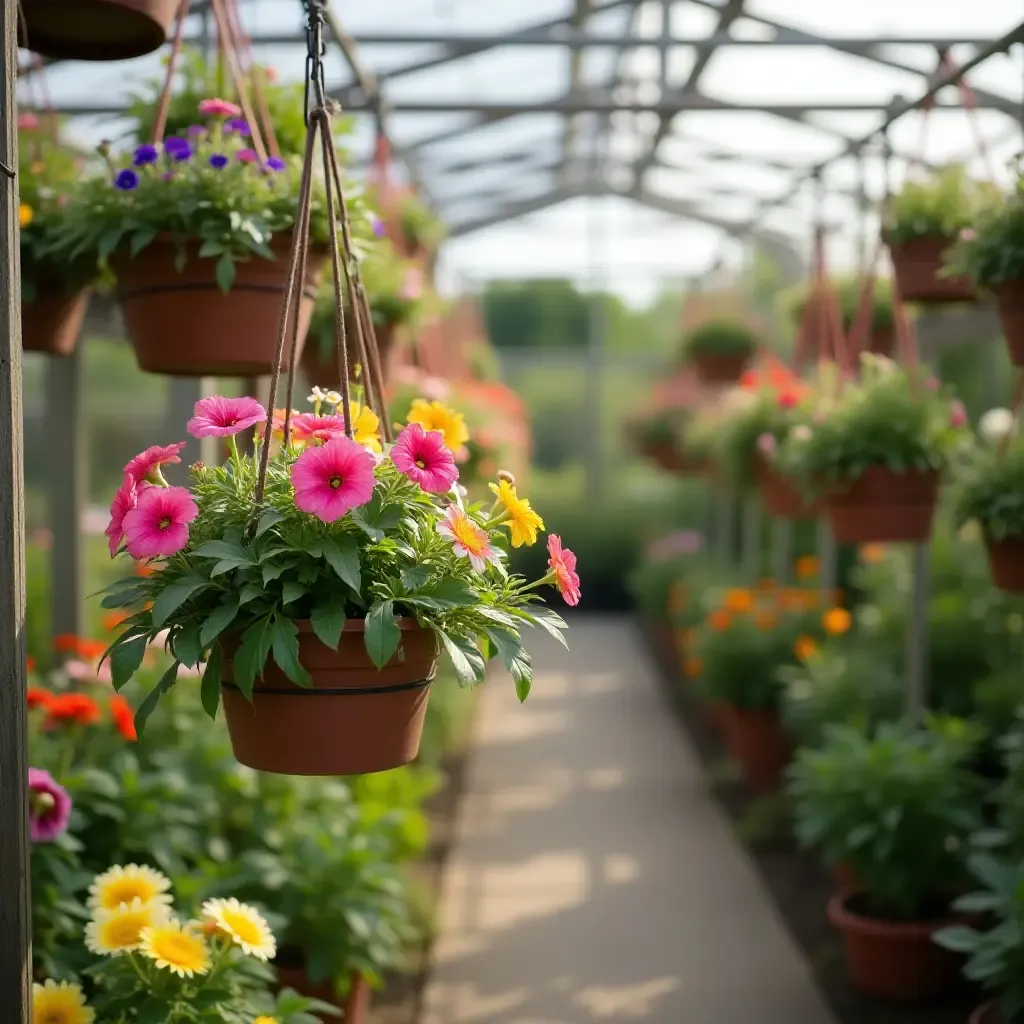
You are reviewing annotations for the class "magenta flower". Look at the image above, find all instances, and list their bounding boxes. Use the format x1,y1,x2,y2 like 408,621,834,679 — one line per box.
547,534,581,607
124,442,186,486
292,412,347,444
198,97,242,118
105,472,139,557
122,486,198,559
291,436,376,523
950,399,968,428
236,148,259,164
28,768,72,843
18,112,39,130
399,267,423,302
187,395,266,438
391,422,459,493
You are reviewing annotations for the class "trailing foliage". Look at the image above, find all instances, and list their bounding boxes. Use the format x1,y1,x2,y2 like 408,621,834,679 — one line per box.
885,163,998,246
946,174,1024,287
954,436,1024,540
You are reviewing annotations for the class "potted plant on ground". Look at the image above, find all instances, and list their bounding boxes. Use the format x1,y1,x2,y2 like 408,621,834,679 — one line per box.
680,319,757,385
788,719,983,1001
885,164,994,303
775,353,970,543
100,387,578,775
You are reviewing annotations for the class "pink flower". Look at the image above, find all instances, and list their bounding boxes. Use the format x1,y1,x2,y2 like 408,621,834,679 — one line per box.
925,376,941,392
291,436,377,523
28,768,72,843
756,432,777,457
391,423,459,493
198,97,242,118
292,412,348,443
547,534,581,607
958,227,977,243
950,400,968,428
399,267,423,302
18,112,39,130
122,486,198,559
105,472,138,557
187,395,266,438
436,505,500,572
124,442,186,486
236,148,259,163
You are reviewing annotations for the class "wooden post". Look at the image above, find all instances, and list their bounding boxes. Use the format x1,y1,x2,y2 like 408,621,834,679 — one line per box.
0,0,34,1015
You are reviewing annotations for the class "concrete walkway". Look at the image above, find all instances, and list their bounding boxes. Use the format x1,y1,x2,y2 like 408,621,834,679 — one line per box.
421,616,836,1024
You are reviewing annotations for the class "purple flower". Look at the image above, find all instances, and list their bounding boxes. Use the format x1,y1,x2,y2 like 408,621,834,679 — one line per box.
132,144,159,167
187,124,208,138
208,153,229,170
264,156,286,172
371,215,386,238
225,117,250,136
163,135,189,154
28,768,71,843
171,143,193,162
114,169,139,191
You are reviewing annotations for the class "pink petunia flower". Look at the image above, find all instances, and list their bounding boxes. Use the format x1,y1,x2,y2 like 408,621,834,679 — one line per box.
105,472,138,557
756,432,777,457
122,486,198,559
291,412,348,444
28,768,72,843
18,112,39,130
436,505,500,573
547,534,581,607
187,395,266,438
290,436,377,523
399,267,423,302
391,423,459,493
124,442,186,486
950,400,968,428
236,148,259,164
198,97,242,118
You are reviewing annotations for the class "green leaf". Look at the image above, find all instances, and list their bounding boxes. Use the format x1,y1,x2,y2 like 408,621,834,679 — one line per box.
151,576,209,628
365,600,400,669
211,556,256,577
320,535,361,592
216,253,236,293
200,596,240,647
262,563,287,585
135,662,179,738
281,581,306,606
200,645,222,720
271,617,311,687
400,566,431,592
172,621,202,668
129,225,158,257
239,583,264,606
191,539,253,563
404,577,479,611
233,618,273,700
483,626,532,698
436,628,486,685
110,633,149,692
310,601,346,650
522,605,570,650
255,508,286,537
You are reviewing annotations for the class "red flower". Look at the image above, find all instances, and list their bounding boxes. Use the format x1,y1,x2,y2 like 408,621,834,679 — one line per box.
109,696,137,742
26,655,37,674
27,687,55,711
778,391,799,409
46,693,102,726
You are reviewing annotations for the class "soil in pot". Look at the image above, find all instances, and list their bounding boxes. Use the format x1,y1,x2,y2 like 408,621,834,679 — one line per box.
301,321,397,391
993,281,1024,367
828,892,966,1002
691,351,750,385
220,618,438,776
890,236,975,304
824,466,940,544
755,457,819,519
112,234,324,377
22,289,90,356
985,534,1024,593
719,705,791,795
275,947,370,1022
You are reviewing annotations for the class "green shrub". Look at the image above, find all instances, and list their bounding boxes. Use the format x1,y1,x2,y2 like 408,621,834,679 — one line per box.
946,176,1024,288
680,319,757,362
885,164,997,246
954,436,1024,540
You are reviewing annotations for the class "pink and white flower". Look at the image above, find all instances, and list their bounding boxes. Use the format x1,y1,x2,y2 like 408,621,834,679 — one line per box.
436,506,499,572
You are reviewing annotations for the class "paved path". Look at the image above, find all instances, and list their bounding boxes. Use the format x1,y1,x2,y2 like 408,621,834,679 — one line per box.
421,616,836,1024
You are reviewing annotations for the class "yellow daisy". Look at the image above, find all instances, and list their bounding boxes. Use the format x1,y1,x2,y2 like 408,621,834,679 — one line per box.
488,479,544,548
19,203,33,228
407,398,469,452
32,979,94,1024
351,402,383,452
85,897,168,955
139,920,211,978
88,863,172,912
201,897,277,960
253,1018,277,1024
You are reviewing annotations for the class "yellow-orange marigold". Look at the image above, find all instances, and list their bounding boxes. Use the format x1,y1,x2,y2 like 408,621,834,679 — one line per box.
822,607,852,636
708,609,732,632
723,588,754,613
795,555,820,581
794,635,818,661
755,610,778,631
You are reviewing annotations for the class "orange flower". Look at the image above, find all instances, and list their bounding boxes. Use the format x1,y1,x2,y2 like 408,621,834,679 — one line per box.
756,578,777,592
683,655,703,678
829,589,844,607
26,655,37,673
135,562,157,577
109,695,137,742
795,555,820,581
103,610,131,634
27,686,55,711
860,543,887,565
755,610,777,631
723,588,754,613
53,634,81,654
53,635,107,660
708,609,732,632
822,607,852,636
77,639,107,661
794,635,818,661
47,693,102,726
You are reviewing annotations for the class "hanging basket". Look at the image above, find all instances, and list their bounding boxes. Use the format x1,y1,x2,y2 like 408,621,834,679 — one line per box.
18,0,179,61
984,534,1024,593
889,236,975,304
691,351,749,385
22,289,90,356
755,457,819,519
301,321,397,391
220,619,438,776
824,466,940,543
992,281,1024,367
111,234,325,377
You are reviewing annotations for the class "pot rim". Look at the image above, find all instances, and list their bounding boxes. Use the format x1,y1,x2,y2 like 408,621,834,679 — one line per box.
827,892,961,937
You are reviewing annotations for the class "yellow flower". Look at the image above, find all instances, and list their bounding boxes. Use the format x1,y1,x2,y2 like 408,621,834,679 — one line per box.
489,479,544,548
253,1018,277,1024
407,398,469,452
822,607,852,636
795,555,820,581
85,897,169,955
139,920,210,978
351,402,382,452
88,863,172,912
723,588,753,613
794,635,818,661
32,979,94,1024
19,203,33,228
201,897,276,960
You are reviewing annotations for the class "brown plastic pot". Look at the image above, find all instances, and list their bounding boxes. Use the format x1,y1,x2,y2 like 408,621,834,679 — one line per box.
22,289,90,356
691,351,750,386
276,956,370,1023
824,466,940,544
719,705,791,794
755,457,819,520
984,534,1024,593
112,234,324,377
971,1001,999,1024
827,893,965,1002
889,235,975,304
301,321,397,391
993,281,1024,367
221,618,438,776
19,0,179,61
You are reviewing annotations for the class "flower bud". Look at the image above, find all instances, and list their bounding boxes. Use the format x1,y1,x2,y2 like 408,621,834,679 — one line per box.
497,469,516,486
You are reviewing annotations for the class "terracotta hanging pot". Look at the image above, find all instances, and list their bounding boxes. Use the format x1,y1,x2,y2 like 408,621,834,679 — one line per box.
824,466,940,544
111,234,324,377
970,1001,999,1024
992,281,1024,367
276,952,370,1023
754,457,819,519
21,289,90,356
984,534,1024,593
827,893,966,1001
718,705,791,794
301,320,397,391
690,351,750,386
889,235,975,304
18,0,179,61
220,618,437,776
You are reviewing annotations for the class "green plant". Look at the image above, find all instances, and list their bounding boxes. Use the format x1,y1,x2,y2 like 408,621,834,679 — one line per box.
945,175,1024,287
885,164,997,246
780,275,896,334
954,436,1024,540
398,191,446,253
788,719,982,921
680,319,757,362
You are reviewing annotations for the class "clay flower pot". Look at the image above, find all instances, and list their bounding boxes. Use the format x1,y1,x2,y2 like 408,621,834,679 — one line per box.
112,234,324,377
22,289,90,356
755,457,819,520
889,236,975,304
691,351,750,386
993,281,1024,367
827,893,965,1002
221,618,438,776
276,952,370,1023
19,0,180,61
719,705,791,794
301,321,397,391
970,1001,999,1024
824,466,940,544
984,534,1024,593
